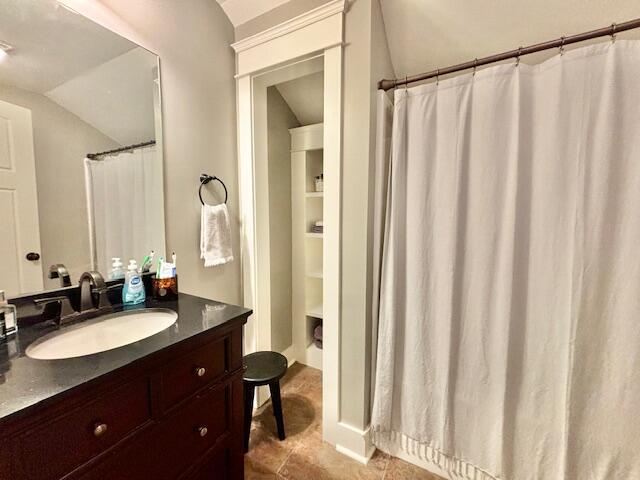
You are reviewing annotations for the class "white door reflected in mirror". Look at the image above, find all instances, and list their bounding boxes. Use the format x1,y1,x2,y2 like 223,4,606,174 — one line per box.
0,100,43,296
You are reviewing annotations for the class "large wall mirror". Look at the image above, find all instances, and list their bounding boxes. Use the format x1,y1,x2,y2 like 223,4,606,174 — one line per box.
0,0,165,296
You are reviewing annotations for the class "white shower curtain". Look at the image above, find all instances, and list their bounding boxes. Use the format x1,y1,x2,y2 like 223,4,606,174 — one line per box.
371,41,640,480
84,146,165,274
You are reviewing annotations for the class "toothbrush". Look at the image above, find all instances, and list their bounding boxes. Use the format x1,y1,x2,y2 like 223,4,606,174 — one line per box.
140,250,156,272
156,257,164,278
141,252,152,272
172,252,176,266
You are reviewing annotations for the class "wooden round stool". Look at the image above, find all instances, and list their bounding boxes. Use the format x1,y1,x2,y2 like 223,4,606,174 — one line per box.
243,351,288,452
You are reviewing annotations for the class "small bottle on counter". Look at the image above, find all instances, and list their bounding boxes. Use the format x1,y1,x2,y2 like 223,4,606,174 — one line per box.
0,290,17,335
0,311,6,340
109,257,125,280
122,260,146,306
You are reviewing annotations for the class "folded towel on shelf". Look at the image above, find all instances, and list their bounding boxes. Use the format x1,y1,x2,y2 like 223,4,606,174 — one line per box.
200,203,234,267
314,324,323,340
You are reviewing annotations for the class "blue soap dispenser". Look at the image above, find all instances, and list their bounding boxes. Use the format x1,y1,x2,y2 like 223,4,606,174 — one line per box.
122,260,145,305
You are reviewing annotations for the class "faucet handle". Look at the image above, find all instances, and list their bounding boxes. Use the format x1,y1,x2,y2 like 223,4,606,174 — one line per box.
91,284,117,310
94,284,121,293
34,296,77,321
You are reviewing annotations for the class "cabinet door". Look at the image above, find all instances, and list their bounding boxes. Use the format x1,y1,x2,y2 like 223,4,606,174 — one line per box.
188,445,230,480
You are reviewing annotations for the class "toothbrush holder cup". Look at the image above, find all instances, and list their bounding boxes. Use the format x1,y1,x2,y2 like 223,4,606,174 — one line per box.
152,275,178,301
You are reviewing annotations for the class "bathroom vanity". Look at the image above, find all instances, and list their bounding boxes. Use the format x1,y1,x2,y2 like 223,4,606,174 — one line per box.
0,294,251,480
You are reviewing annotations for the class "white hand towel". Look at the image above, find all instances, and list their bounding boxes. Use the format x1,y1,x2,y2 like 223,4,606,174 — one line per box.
200,204,234,267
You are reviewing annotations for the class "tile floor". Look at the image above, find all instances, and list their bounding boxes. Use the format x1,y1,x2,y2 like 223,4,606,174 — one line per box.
245,363,444,480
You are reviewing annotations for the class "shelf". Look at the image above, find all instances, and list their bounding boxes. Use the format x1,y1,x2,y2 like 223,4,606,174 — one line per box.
306,304,323,319
306,232,323,239
305,192,324,198
306,270,323,279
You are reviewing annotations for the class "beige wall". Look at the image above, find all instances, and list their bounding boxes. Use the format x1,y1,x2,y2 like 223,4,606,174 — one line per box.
73,0,242,305
0,85,119,289
267,87,299,352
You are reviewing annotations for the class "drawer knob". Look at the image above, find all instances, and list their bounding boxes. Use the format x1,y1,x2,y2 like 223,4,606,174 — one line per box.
195,367,206,377
93,423,108,437
198,426,208,437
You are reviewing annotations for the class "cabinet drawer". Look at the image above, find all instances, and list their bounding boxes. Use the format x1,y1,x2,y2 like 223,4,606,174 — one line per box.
158,383,230,479
77,382,231,480
15,376,151,480
161,337,228,410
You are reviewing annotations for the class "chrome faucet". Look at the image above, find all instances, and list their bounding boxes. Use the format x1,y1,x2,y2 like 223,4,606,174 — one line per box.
78,271,112,313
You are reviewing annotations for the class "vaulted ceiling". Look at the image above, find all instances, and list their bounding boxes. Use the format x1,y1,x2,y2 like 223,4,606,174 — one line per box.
276,72,324,125
215,0,640,81
215,0,289,27
381,0,640,78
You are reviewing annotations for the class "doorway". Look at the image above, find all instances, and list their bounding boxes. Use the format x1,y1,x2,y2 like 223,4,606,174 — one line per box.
236,47,343,447
266,62,325,371
233,0,348,455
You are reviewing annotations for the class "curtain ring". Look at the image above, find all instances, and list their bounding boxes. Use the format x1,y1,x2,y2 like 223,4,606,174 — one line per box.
559,36,566,56
515,46,523,67
473,58,478,76
436,68,440,85
610,23,617,43
404,74,408,93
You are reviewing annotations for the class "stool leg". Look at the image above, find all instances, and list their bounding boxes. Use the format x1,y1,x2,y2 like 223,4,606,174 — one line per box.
269,381,285,441
244,383,255,453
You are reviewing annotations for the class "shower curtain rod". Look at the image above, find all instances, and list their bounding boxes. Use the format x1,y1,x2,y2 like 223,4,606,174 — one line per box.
86,140,156,159
378,18,640,91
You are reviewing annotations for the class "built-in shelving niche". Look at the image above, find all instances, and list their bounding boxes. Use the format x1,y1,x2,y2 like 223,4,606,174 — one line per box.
291,123,323,370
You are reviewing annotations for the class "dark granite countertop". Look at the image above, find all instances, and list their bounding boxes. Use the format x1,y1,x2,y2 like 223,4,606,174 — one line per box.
0,293,251,425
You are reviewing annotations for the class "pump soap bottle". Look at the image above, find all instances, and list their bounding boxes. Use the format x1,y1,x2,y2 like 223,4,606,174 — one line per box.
122,260,146,305
109,257,125,280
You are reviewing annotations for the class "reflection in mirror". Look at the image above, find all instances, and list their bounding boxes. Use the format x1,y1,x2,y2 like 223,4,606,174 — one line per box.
0,0,165,296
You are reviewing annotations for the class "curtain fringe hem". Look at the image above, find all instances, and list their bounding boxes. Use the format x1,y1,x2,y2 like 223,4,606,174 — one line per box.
370,426,500,480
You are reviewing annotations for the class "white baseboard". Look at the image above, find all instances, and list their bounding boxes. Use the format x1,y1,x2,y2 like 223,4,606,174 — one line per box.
335,443,376,465
332,422,375,465
281,345,296,366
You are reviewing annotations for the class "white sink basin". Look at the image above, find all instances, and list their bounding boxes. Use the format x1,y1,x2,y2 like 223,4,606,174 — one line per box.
26,308,178,360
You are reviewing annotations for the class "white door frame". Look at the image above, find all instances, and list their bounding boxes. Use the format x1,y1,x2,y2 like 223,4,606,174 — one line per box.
233,0,345,451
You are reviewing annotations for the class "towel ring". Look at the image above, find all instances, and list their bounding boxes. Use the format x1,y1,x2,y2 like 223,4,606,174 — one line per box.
199,173,228,205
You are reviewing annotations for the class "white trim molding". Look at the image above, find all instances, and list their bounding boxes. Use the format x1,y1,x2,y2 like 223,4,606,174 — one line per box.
231,0,346,53
233,1,357,463
335,423,376,465
232,0,345,77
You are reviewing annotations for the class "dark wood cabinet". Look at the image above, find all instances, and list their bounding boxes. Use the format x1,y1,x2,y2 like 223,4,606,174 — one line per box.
1,317,246,480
